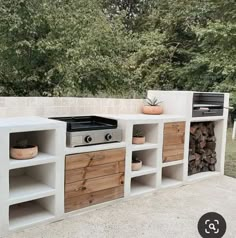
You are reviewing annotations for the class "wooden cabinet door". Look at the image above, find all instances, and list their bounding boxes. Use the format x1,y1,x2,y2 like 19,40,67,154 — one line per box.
65,148,125,212
163,122,185,162
65,148,125,170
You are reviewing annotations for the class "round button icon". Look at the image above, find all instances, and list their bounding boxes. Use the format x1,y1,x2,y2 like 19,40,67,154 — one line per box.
198,212,226,238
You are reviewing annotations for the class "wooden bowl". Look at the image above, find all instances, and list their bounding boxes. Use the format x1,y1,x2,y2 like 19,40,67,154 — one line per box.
10,145,38,160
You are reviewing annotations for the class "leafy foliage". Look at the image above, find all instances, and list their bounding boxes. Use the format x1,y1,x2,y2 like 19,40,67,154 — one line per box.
0,0,235,111
145,97,162,106
133,129,144,137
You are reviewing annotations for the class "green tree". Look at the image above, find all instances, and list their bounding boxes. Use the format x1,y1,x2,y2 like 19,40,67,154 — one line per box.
0,0,59,96
0,0,235,103
0,0,132,96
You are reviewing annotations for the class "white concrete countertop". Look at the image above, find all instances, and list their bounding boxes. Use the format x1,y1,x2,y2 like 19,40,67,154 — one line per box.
97,114,186,122
0,116,66,129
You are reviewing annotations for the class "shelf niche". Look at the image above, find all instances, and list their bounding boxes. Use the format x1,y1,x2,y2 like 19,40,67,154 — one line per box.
10,130,57,157
162,164,183,188
9,163,56,205
188,120,224,177
9,196,55,231
131,174,156,196
132,124,158,144
132,149,157,178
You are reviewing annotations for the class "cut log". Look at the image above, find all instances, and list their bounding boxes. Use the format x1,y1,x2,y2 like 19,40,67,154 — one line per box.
188,122,217,175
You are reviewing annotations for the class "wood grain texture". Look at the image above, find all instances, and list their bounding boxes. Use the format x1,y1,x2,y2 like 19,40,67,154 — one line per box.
65,148,125,170
164,122,185,134
65,173,124,199
163,122,185,162
65,186,124,212
65,161,125,184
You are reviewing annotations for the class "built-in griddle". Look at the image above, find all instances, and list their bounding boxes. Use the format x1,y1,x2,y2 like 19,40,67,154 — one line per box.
51,116,122,147
51,116,117,132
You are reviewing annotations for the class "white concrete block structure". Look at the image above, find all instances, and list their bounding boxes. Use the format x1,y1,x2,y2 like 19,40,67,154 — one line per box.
0,117,66,236
0,91,230,236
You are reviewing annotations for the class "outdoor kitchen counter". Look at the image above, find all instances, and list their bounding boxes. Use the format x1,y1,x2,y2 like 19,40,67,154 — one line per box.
97,113,186,122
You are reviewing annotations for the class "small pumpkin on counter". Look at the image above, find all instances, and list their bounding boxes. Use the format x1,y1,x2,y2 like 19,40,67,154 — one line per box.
10,139,38,160
142,97,163,115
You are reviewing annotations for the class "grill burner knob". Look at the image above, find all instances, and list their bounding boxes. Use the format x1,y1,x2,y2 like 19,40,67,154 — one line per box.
105,133,112,141
85,135,92,143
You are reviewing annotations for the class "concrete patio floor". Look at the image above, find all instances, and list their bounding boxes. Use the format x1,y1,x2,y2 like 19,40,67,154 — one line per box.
5,175,236,238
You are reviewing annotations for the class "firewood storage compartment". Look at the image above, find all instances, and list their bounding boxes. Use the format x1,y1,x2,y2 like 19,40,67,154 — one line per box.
64,148,125,212
188,120,224,177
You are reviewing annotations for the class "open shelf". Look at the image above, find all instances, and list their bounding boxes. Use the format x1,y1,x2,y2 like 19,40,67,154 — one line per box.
132,124,158,144
162,160,184,168
9,197,55,231
191,116,224,122
132,149,157,179
9,175,55,205
161,164,183,188
131,174,156,196
131,165,156,178
187,171,221,183
188,120,224,181
162,177,182,188
10,130,57,158
9,164,56,205
9,152,56,170
132,142,158,151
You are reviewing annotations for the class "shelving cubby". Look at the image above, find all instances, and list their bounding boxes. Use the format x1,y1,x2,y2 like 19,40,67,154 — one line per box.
0,117,66,236
162,164,184,188
132,124,158,150
9,163,56,205
9,196,55,231
9,130,57,169
187,119,226,183
131,149,157,178
118,118,162,198
131,173,156,196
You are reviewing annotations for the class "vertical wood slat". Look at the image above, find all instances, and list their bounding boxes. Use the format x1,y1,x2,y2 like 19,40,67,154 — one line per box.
163,122,185,162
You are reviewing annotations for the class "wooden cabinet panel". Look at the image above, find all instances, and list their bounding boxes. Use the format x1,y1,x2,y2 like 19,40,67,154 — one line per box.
65,161,125,184
164,122,185,134
66,148,125,170
163,122,185,162
65,148,125,212
65,173,124,199
65,186,124,212
164,133,185,145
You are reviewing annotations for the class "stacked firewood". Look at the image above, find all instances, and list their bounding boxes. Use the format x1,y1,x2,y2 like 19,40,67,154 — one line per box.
188,122,217,175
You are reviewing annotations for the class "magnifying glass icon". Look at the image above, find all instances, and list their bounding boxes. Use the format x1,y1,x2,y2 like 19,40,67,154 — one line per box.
209,223,216,231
